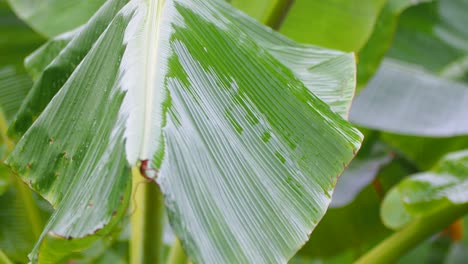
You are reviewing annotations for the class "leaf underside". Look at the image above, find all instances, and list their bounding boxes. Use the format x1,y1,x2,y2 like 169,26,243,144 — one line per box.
351,60,468,137
7,0,362,262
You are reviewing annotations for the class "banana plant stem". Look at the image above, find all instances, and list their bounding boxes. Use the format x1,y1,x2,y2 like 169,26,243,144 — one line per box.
130,167,165,264
167,239,187,264
265,0,295,30
355,203,468,264
230,0,294,29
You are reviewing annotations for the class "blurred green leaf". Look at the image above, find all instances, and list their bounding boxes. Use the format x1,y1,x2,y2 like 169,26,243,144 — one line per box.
0,0,43,122
279,0,387,52
388,0,468,80
6,0,106,37
350,60,468,137
357,0,433,88
381,150,468,229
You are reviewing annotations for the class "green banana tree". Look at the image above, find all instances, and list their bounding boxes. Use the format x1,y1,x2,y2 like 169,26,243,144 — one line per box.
2,0,468,263
2,0,363,263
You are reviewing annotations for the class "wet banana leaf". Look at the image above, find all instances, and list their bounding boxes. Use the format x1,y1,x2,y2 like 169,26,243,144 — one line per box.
6,0,362,262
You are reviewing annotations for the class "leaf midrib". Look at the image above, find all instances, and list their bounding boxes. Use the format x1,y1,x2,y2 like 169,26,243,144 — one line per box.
141,0,165,159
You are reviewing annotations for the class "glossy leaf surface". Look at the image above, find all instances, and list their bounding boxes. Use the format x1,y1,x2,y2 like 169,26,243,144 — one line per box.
6,0,362,262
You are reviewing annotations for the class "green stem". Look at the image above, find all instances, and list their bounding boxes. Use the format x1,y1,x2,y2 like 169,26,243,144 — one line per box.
264,0,294,30
130,167,165,264
167,239,187,264
0,250,13,264
355,203,468,264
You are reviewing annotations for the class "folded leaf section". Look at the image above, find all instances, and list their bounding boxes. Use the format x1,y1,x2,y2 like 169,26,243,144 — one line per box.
6,4,133,263
153,1,362,262
9,0,129,137
7,0,362,263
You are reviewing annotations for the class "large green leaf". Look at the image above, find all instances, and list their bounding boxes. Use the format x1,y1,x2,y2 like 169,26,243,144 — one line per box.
11,1,357,136
350,60,468,137
279,0,387,52
381,150,468,229
6,1,133,262
6,0,362,262
6,0,106,37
